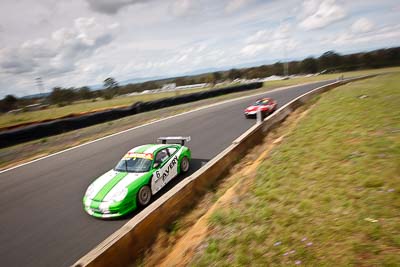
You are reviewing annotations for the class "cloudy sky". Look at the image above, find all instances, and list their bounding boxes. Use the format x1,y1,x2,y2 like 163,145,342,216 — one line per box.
0,0,399,97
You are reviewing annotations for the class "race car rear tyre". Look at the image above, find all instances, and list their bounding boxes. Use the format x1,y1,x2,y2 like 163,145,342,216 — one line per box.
180,157,190,173
137,185,151,207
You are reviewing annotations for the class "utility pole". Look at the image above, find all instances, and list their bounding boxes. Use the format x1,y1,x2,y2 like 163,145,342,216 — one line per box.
35,77,44,97
284,61,289,77
283,45,289,77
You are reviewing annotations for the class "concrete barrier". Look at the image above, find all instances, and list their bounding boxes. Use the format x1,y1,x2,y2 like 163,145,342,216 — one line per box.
73,75,376,267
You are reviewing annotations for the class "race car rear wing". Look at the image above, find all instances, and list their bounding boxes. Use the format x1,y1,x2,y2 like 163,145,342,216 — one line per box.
157,136,191,146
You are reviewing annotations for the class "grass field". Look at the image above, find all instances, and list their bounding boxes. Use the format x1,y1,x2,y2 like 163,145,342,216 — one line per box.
1,66,399,129
190,73,400,266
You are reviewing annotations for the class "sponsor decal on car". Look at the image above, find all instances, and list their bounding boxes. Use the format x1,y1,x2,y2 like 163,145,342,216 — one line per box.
155,155,178,182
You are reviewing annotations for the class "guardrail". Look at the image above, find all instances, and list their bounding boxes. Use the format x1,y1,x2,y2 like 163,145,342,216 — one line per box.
73,75,376,267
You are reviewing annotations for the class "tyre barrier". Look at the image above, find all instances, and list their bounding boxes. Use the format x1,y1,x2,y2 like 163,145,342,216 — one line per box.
73,75,377,267
0,82,263,148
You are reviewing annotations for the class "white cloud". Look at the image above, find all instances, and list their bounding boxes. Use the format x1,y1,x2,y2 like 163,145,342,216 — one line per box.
351,17,374,33
299,0,346,30
241,43,266,56
168,0,211,18
0,17,118,76
0,49,37,74
143,43,225,72
245,29,267,44
322,24,400,46
245,24,291,44
85,0,148,14
225,0,251,13
170,0,192,16
241,24,297,57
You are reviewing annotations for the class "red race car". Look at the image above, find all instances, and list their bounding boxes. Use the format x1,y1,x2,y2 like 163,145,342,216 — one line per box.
244,97,277,118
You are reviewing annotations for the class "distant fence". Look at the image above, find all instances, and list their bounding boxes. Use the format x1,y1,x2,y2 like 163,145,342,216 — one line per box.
0,82,263,148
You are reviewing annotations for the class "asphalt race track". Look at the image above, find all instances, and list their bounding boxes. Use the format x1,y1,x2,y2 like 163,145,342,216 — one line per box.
0,80,334,267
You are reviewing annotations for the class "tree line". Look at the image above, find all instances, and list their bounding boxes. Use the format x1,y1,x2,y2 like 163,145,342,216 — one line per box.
1,46,399,113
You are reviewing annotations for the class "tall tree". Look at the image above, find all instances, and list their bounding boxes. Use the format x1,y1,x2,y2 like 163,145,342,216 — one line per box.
206,72,222,86
300,57,318,73
48,87,76,105
103,77,119,90
319,51,342,71
77,86,93,100
103,77,119,99
0,95,18,112
227,68,241,80
272,62,284,75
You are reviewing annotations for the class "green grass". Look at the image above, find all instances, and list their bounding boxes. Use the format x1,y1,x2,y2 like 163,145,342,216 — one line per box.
1,66,399,129
190,73,400,266
262,66,400,88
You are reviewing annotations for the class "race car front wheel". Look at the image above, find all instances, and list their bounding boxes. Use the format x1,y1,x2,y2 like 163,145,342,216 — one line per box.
137,185,151,207
180,157,190,173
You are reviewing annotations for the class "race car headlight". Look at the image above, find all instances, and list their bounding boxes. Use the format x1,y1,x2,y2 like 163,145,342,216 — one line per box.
85,184,95,197
111,187,128,202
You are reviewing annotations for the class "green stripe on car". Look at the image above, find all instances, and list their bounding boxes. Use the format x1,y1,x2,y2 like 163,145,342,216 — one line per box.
92,172,128,209
133,144,155,153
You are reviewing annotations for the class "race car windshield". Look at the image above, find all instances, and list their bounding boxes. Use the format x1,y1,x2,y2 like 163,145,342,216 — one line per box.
254,99,270,106
114,158,152,173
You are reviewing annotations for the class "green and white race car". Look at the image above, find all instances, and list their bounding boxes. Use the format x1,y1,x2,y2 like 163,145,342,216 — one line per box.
83,137,191,218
